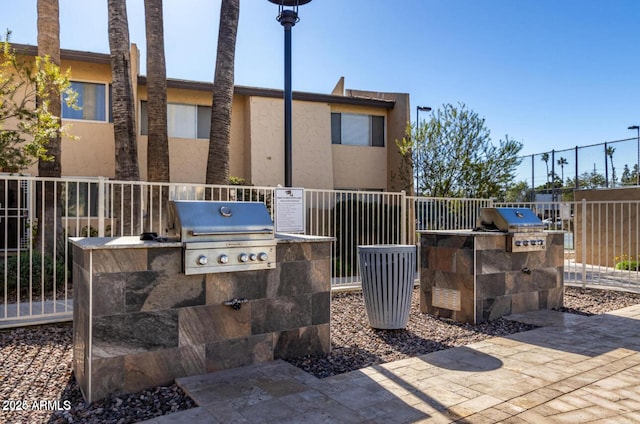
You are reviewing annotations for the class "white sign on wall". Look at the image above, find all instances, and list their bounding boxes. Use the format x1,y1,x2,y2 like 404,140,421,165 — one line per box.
275,187,305,233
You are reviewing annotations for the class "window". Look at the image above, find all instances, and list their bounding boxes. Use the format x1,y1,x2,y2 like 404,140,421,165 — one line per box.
140,101,211,139
62,181,101,217
331,113,385,147
62,81,107,121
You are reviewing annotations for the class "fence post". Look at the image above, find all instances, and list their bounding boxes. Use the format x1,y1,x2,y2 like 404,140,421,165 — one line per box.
400,190,407,245
98,177,106,237
581,198,587,289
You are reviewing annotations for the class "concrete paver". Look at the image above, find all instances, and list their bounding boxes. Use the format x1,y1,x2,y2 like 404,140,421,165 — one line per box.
138,304,640,423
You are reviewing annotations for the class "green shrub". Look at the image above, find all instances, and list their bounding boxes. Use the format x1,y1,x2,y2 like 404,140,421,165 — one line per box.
0,251,67,295
615,261,640,271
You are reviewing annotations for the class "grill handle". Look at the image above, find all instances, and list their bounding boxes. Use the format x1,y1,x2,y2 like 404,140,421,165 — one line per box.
190,229,273,236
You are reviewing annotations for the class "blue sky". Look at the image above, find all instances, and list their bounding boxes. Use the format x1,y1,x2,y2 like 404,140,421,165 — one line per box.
2,0,639,186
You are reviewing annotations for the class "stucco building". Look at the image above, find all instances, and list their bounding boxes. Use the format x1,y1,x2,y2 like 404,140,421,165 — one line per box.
14,43,411,192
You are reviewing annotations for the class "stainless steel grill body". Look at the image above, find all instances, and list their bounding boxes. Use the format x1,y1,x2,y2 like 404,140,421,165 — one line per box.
476,207,546,252
168,200,276,274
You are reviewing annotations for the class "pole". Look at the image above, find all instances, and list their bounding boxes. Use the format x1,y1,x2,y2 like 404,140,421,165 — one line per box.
281,11,296,187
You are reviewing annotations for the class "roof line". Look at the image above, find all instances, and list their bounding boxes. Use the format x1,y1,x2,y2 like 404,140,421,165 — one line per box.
138,76,395,109
10,43,395,109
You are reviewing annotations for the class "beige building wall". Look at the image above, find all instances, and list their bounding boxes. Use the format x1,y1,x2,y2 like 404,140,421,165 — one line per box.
330,104,388,190
247,97,334,189
12,44,410,191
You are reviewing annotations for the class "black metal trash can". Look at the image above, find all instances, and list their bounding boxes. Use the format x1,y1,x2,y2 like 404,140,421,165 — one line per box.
358,245,416,329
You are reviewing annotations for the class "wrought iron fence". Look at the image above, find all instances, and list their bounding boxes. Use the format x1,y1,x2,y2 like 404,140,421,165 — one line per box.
2,174,640,328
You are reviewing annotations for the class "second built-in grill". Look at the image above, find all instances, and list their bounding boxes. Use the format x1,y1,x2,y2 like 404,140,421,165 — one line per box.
168,200,276,275
475,207,546,253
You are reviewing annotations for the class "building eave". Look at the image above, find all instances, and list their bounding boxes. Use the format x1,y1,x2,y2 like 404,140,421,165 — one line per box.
138,76,395,109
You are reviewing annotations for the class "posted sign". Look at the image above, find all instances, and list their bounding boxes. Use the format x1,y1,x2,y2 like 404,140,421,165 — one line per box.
275,188,305,233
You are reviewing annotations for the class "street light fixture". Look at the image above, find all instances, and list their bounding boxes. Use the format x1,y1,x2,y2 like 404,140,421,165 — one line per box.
268,0,312,187
629,125,640,185
414,106,431,195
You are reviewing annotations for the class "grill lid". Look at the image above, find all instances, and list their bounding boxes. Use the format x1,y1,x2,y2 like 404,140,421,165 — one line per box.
168,200,274,242
476,207,544,233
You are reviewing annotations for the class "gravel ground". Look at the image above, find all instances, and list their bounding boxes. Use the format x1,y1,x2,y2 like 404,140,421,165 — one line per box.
1,286,639,423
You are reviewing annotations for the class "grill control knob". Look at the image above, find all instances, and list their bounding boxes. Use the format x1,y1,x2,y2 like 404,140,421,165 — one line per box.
239,253,249,263
218,254,228,264
258,252,268,261
522,240,529,246
249,253,257,261
515,240,522,247
538,240,545,246
197,255,208,266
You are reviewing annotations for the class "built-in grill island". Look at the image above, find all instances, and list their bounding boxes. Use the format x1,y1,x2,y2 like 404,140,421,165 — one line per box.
71,201,332,402
419,207,564,324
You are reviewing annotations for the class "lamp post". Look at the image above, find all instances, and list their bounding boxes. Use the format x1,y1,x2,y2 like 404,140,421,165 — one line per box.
268,0,312,187
629,125,640,186
414,106,431,195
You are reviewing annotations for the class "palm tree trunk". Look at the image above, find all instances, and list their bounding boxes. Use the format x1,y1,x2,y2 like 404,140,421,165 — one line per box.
108,0,141,234
144,0,169,233
206,0,239,185
36,0,61,254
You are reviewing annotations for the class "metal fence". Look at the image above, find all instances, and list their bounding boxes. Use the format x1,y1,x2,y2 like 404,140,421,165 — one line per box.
2,174,640,328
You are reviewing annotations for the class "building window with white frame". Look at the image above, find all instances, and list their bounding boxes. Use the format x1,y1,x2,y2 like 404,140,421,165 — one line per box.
140,101,211,139
331,113,385,147
62,81,108,121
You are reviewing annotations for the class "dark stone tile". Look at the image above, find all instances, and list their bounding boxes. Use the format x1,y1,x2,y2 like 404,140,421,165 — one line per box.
309,242,331,260
420,233,437,248
454,248,474,274
478,249,512,274
179,304,250,346
91,356,125,402
546,286,564,309
148,247,182,273
205,334,274,372
436,234,473,250
277,243,306,262
73,265,90,311
481,295,511,322
310,259,331,293
511,291,540,314
72,303,88,396
272,261,311,297
124,345,206,395
125,271,161,312
206,270,272,305
511,250,546,271
274,324,330,359
251,295,312,334
72,245,88,270
311,292,330,325
475,235,506,251
126,271,205,312
92,310,179,357
93,272,126,316
92,248,148,273
476,274,506,298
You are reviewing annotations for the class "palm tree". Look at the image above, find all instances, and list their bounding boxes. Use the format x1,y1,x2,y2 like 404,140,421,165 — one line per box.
606,146,616,187
144,0,169,183
144,0,169,233
108,0,139,182
206,0,240,185
36,0,61,252
108,0,140,234
557,157,568,186
541,152,550,189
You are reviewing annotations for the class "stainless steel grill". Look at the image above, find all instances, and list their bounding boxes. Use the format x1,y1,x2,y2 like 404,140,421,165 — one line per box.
168,200,276,275
476,207,546,252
